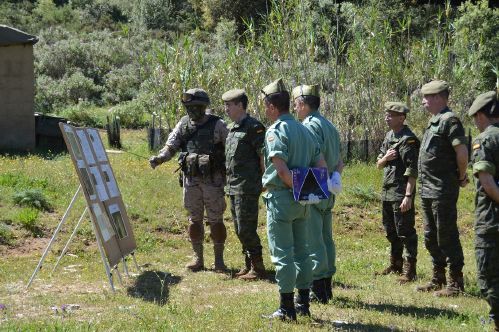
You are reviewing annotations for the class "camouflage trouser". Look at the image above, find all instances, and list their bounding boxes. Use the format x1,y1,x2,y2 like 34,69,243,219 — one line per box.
183,173,226,244
382,200,418,259
229,194,263,256
475,234,499,322
421,197,464,271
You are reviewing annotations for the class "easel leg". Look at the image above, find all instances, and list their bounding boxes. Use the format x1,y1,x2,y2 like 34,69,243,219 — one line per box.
114,266,123,286
27,185,82,289
91,219,115,292
51,207,88,274
131,252,141,272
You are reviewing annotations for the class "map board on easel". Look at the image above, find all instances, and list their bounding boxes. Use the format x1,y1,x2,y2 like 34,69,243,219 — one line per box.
59,123,136,268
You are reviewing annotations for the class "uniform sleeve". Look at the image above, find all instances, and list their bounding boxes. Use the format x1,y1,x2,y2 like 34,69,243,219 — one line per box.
377,136,388,161
249,122,266,155
214,119,229,146
158,120,184,160
445,116,467,147
400,137,420,178
266,128,288,162
472,137,497,177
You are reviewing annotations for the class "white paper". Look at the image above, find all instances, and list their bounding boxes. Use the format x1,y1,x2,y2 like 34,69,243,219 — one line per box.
87,129,107,162
100,164,119,198
92,203,114,242
76,130,96,165
89,166,109,201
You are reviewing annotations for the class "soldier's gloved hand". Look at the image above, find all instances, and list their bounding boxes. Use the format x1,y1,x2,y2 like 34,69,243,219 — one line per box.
149,156,161,169
328,171,342,195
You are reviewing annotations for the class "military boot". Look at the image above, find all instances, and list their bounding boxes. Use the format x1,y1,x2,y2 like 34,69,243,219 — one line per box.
325,276,333,301
375,255,403,276
434,270,464,297
295,289,311,317
185,243,204,272
213,243,227,273
265,293,296,321
238,254,266,281
416,266,446,292
398,257,417,284
310,279,328,304
235,255,251,277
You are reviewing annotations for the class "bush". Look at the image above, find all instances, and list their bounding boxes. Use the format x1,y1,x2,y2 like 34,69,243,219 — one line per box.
59,103,106,128
16,208,43,237
0,222,15,245
12,190,52,211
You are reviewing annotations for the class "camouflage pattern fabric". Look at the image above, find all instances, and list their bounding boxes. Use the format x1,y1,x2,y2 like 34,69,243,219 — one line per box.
229,194,262,255
382,200,417,259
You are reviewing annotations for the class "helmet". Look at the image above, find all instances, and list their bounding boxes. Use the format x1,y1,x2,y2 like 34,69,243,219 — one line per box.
181,88,210,106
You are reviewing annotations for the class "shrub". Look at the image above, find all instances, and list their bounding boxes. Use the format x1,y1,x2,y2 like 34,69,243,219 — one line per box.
16,208,43,237
12,190,52,211
0,222,15,245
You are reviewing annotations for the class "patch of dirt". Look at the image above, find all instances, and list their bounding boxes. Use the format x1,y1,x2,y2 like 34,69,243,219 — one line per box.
1,237,50,257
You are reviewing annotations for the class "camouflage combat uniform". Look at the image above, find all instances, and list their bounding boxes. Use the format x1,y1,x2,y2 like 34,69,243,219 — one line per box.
418,107,467,289
225,113,266,277
378,126,419,271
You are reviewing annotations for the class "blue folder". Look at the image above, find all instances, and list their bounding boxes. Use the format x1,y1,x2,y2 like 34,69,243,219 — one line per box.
291,167,330,202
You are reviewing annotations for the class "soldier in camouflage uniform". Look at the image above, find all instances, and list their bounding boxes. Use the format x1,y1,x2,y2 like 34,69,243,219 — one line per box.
292,84,343,303
222,88,267,281
376,102,419,284
261,79,327,321
416,80,469,296
468,91,499,332
149,88,229,273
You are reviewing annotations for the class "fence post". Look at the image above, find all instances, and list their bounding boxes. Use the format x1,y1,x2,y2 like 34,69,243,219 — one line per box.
468,128,472,161
364,130,369,162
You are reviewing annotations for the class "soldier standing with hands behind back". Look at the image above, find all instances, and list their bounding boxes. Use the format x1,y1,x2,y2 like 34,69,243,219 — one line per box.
416,80,468,296
376,102,419,284
149,88,229,273
222,89,267,280
468,91,499,332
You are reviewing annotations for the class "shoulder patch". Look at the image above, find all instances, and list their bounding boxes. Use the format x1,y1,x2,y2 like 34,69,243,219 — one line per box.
407,139,416,144
473,143,481,150
267,135,275,142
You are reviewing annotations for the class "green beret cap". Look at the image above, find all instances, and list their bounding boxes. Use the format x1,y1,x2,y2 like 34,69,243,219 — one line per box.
384,101,409,114
292,84,320,100
260,78,287,99
468,91,498,116
421,80,449,95
222,89,246,101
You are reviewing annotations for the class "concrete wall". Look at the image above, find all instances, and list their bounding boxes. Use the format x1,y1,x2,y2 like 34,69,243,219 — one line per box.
0,44,35,151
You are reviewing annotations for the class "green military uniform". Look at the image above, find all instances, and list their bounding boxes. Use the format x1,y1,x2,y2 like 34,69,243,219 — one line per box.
292,85,341,293
223,89,266,264
418,80,467,292
378,104,419,265
469,91,499,329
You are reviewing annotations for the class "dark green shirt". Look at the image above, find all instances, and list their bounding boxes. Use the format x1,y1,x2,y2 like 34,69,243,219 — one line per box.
418,108,467,199
471,123,499,236
225,114,265,195
378,126,420,201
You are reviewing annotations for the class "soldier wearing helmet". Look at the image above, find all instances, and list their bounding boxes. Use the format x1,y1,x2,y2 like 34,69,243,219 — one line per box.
150,88,229,273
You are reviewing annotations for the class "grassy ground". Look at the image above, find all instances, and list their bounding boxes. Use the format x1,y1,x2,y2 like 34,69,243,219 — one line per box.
0,129,493,331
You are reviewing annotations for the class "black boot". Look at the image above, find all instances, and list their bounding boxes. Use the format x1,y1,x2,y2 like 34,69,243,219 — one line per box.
324,277,333,301
310,279,328,304
265,293,296,321
295,289,311,317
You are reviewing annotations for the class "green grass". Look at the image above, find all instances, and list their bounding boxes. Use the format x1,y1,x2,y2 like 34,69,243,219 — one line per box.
0,129,492,331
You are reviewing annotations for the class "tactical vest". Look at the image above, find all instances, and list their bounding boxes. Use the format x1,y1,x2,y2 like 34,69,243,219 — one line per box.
178,115,225,175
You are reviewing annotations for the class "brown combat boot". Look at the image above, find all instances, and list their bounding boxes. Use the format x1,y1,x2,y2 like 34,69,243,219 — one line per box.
398,258,417,284
213,243,227,273
238,254,266,281
416,266,446,292
375,256,403,276
434,270,464,297
186,243,204,272
235,255,251,277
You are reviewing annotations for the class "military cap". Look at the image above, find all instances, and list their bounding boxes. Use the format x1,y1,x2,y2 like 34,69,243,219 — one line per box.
182,88,210,106
260,78,287,99
384,101,410,114
468,91,498,117
292,84,320,100
222,89,246,101
421,80,449,95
